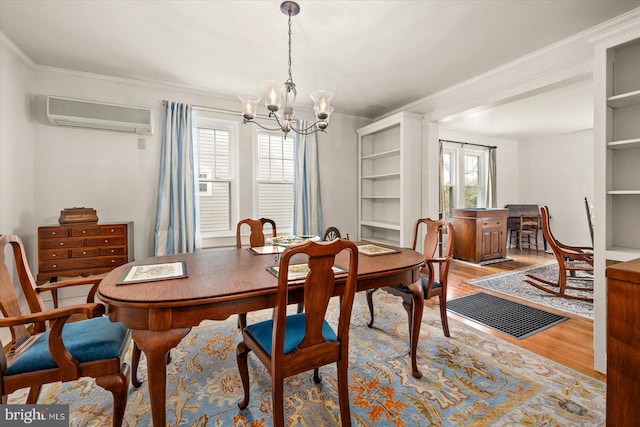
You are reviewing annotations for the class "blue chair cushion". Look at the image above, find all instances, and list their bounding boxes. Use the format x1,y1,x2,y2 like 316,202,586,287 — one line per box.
245,312,337,356
5,316,129,376
421,274,442,291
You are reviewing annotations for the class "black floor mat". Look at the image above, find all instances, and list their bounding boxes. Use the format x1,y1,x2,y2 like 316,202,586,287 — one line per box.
447,292,568,339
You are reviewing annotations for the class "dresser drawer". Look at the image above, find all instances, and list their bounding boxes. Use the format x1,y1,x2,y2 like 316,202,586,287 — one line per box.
482,219,502,229
40,256,127,272
101,247,126,256
101,225,127,236
38,226,70,239
39,238,85,250
39,249,69,261
71,247,101,258
70,226,100,237
85,236,126,247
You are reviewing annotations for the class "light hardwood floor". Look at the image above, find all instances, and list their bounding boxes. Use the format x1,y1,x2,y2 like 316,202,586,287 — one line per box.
424,248,606,382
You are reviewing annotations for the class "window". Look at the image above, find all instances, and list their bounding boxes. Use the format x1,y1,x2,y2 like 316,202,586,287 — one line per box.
194,119,238,236
256,131,294,232
440,142,488,219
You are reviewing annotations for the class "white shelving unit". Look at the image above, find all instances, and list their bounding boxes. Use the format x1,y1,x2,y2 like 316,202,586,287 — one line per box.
592,19,640,374
357,112,422,247
603,38,640,261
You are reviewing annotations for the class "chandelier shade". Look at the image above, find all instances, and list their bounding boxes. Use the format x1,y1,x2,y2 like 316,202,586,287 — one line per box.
239,1,333,136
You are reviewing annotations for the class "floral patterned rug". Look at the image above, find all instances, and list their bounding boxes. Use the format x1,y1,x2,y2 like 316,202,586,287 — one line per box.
465,261,593,319
9,291,604,426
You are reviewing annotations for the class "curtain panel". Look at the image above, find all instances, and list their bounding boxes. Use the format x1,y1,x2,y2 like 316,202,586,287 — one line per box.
154,101,198,256
293,121,323,236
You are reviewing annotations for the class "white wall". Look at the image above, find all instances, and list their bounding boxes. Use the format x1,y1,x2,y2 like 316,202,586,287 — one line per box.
519,129,594,247
0,38,36,346
29,67,366,263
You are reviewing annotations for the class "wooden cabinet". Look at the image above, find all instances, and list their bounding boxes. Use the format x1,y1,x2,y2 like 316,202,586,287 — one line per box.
606,258,640,425
37,222,133,281
357,112,421,247
452,208,508,263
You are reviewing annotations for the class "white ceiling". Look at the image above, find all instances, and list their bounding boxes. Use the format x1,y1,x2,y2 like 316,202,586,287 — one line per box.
1,0,639,131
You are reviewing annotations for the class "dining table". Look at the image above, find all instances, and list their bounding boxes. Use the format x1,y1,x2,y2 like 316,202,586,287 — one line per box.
97,242,425,427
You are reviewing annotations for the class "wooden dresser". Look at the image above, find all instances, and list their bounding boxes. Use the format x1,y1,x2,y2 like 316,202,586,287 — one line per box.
606,258,640,425
37,222,133,282
452,208,508,263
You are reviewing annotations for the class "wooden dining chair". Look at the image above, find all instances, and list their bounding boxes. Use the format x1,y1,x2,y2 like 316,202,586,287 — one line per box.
524,205,594,302
322,226,341,241
235,218,277,328
367,218,454,360
0,234,140,426
518,213,539,252
236,238,359,427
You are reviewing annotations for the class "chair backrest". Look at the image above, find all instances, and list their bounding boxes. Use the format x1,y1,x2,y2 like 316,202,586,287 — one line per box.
411,218,454,279
236,218,277,248
272,239,358,366
585,197,594,246
520,213,539,231
322,226,341,241
539,206,559,246
0,235,47,350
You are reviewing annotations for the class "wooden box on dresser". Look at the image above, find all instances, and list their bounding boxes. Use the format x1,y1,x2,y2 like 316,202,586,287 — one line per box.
606,258,640,425
37,222,134,282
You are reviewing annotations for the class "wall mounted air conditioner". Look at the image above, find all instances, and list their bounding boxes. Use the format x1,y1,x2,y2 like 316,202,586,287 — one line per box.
46,96,153,135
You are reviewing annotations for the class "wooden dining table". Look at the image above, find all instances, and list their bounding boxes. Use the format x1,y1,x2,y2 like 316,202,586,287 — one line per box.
97,244,424,427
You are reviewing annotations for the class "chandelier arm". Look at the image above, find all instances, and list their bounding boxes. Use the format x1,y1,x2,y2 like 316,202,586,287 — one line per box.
244,119,285,132
291,121,322,132
289,121,327,135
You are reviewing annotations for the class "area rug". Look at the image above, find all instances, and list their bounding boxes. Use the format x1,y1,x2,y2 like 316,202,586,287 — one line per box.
8,292,605,426
447,292,568,339
454,257,513,267
465,262,593,319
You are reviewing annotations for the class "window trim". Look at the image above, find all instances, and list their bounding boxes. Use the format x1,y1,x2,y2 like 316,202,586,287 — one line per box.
441,142,489,217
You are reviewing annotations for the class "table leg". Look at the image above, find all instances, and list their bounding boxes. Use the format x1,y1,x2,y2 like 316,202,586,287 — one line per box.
405,279,424,379
132,328,190,427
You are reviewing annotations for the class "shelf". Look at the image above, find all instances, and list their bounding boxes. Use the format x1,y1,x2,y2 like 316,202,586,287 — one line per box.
361,149,401,161
360,220,401,230
607,190,640,195
606,247,640,262
608,138,640,149
361,172,401,180
607,89,640,108
361,195,400,199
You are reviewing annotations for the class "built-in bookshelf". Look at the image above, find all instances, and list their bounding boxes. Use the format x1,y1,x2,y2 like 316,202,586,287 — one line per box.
357,112,421,247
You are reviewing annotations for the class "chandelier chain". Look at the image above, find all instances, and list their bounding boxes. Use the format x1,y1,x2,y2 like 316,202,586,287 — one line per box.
287,8,293,84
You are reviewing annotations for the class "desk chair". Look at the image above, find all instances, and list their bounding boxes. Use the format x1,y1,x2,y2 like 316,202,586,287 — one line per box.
366,218,454,376
518,213,539,252
236,239,359,427
0,235,140,427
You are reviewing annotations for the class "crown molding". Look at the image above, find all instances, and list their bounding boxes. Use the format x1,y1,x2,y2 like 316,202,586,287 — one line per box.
0,31,35,69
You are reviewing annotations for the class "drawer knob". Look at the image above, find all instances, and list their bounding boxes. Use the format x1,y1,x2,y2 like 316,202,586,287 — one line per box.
82,251,87,255
52,232,57,235
104,239,109,243
82,230,87,234
59,242,65,246
110,229,115,233
111,259,116,263
52,264,57,268
110,249,115,253
52,254,57,257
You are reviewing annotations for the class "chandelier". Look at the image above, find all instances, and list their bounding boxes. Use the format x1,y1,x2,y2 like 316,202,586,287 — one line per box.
239,1,333,136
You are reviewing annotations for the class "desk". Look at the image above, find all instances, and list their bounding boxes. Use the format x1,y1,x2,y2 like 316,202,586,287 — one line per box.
98,246,424,427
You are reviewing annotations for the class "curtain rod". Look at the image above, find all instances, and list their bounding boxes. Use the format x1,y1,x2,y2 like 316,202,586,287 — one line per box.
439,139,497,149
191,104,272,120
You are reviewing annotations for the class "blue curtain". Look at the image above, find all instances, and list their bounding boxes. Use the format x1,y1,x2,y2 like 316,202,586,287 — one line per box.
154,101,198,255
293,121,323,236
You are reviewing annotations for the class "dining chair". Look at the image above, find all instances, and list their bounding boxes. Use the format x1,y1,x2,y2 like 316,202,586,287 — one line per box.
236,238,359,427
322,226,341,241
0,234,140,426
367,218,454,345
235,218,277,328
518,213,539,252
